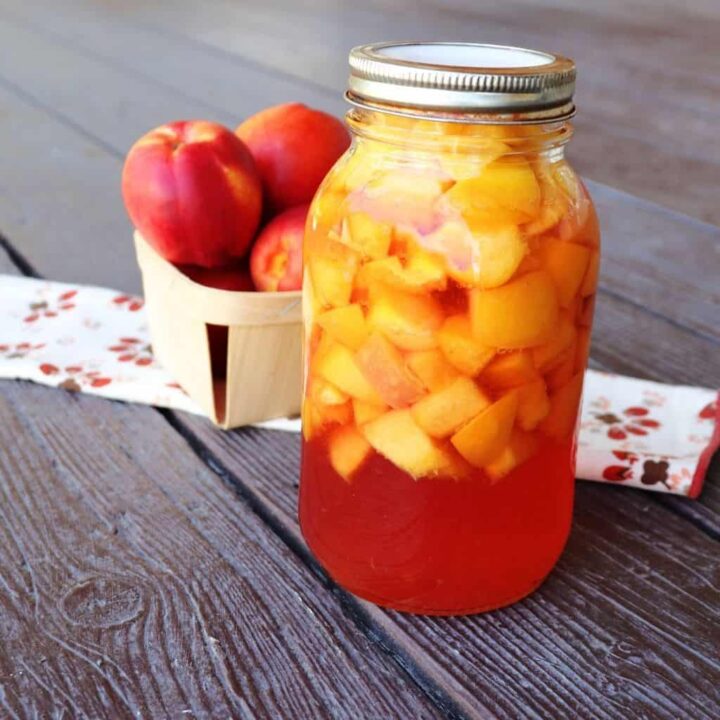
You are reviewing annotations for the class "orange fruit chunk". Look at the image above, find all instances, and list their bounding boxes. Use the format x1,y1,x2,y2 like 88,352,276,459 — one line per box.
356,252,447,294
352,398,388,426
447,223,527,289
362,409,453,478
481,351,538,389
437,314,496,375
308,237,359,308
532,311,577,372
316,341,384,404
342,212,392,260
540,240,591,307
328,425,371,481
411,376,491,438
316,304,369,350
516,378,551,431
302,397,353,441
367,286,444,351
544,347,576,391
445,160,541,224
355,333,427,408
539,372,584,439
451,391,519,468
581,250,600,297
405,349,460,392
485,430,540,482
470,270,559,349
574,327,592,373
311,378,349,407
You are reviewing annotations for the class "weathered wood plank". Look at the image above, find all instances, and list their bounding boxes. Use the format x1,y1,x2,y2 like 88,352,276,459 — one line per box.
0,393,443,718
0,3,717,344
57,0,720,223
0,250,443,719
175,419,720,720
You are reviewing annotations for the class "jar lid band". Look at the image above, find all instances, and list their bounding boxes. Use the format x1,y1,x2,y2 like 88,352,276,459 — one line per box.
348,42,576,118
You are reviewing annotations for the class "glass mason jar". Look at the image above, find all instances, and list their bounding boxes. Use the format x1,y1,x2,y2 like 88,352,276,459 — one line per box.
300,43,600,615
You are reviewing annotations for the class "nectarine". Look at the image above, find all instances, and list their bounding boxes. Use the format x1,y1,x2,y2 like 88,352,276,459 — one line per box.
122,120,262,267
250,204,307,291
236,103,350,211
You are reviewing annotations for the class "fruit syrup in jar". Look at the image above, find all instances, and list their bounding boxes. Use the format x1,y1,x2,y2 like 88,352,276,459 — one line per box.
300,46,599,615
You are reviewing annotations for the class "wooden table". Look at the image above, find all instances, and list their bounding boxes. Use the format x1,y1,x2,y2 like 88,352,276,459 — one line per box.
0,1,718,718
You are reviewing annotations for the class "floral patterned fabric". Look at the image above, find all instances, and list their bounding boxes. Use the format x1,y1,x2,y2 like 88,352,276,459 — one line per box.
1,274,717,496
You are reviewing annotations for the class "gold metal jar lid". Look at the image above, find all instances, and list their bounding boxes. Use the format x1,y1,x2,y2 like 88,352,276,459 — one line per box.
347,42,576,120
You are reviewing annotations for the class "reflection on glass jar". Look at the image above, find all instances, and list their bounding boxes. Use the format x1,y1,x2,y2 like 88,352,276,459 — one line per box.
300,42,600,615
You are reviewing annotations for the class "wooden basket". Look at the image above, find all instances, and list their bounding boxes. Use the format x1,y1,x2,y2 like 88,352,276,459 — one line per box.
134,232,302,429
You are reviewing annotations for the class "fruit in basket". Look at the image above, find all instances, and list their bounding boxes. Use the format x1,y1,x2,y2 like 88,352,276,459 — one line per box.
250,204,307,291
122,120,262,267
180,263,254,290
236,103,350,211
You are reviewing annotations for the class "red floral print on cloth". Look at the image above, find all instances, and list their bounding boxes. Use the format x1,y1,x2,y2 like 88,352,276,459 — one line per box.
0,342,45,359
108,337,154,366
39,362,113,391
2,275,718,497
112,294,144,312
593,405,662,441
24,289,78,323
578,371,719,497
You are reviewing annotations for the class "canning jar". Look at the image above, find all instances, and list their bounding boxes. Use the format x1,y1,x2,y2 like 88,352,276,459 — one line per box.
300,43,600,615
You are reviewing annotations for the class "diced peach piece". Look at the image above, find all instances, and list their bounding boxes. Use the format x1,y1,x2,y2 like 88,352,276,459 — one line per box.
352,398,388,426
481,351,537,389
579,295,595,328
574,327,592,373
485,430,540,482
470,270,559,349
544,345,576,391
439,138,509,180
356,253,446,294
311,378,349,406
532,311,577,371
522,162,569,236
445,160,541,224
316,304,368,351
516,378,551,431
437,314,495,375
450,391,519,468
539,372,584,439
367,286,444,351
406,349,460,392
328,425,371,481
355,333,426,408
541,240,591,307
360,172,448,228
302,397,353,441
342,212,392,260
309,237,359,308
446,223,527,289
581,250,600,297
362,409,453,478
411,376,491,438
316,341,384,404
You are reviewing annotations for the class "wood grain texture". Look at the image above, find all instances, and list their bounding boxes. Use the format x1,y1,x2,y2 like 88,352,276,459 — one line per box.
173,421,720,720
60,0,720,224
0,247,440,720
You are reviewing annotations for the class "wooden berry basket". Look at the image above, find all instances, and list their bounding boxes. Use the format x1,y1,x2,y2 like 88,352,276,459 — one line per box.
134,232,302,429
